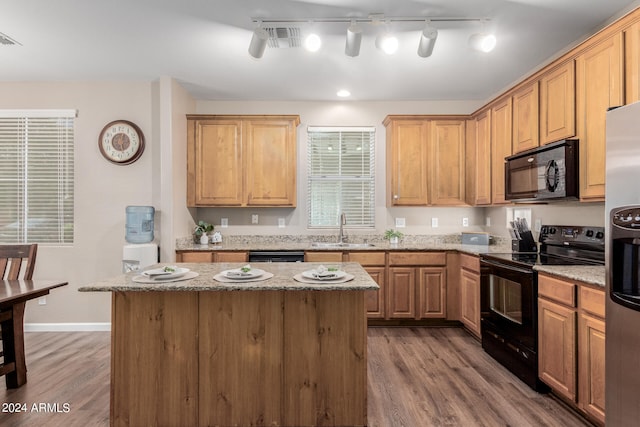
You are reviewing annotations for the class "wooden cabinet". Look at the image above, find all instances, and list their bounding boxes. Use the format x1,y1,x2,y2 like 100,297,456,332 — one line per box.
346,252,386,319
385,119,429,206
491,98,512,205
459,254,481,338
176,251,248,263
387,252,447,320
540,62,576,144
625,21,640,104
186,115,299,207
512,81,540,153
538,273,606,425
465,111,492,206
576,34,624,201
429,120,466,206
384,116,466,206
304,251,343,263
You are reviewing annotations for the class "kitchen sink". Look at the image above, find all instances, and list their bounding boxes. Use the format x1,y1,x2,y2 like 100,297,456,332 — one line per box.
310,242,375,248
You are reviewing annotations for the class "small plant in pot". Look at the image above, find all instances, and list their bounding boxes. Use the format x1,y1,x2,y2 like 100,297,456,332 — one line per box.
193,221,214,244
384,229,404,245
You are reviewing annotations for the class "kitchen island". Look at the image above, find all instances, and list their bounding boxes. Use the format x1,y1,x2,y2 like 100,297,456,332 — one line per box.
79,262,378,427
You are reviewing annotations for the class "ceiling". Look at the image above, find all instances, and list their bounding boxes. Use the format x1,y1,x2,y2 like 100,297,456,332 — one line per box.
1,0,638,102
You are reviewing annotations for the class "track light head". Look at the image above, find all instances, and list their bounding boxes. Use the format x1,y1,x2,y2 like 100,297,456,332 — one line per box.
417,22,438,58
345,21,362,57
248,27,268,59
469,32,496,52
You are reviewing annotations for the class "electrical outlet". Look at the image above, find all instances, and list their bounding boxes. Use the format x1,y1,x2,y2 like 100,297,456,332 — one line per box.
38,297,46,305
221,218,228,228
251,214,259,224
278,218,285,228
534,219,542,232
395,217,406,228
431,217,438,228
462,217,469,227
486,217,491,227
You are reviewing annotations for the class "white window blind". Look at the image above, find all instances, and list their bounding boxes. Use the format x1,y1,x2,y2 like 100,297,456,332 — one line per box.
0,110,75,244
307,126,375,228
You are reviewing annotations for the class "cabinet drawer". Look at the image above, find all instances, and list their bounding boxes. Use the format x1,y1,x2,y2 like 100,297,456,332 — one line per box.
347,252,385,266
580,285,605,318
389,252,446,266
539,274,576,307
178,251,213,263
305,252,344,263
459,253,480,272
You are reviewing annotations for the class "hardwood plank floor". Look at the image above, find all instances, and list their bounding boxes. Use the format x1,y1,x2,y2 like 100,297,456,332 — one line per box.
0,328,591,426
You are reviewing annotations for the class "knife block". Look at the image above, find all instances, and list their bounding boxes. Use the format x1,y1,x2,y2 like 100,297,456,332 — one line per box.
512,231,537,252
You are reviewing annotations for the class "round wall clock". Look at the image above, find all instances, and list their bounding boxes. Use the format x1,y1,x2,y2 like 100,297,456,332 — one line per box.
98,120,145,165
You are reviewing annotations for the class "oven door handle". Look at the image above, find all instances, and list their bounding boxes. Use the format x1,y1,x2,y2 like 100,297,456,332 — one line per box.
480,258,534,275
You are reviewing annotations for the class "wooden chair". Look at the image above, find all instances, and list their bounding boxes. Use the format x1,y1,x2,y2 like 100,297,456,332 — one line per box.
0,244,38,387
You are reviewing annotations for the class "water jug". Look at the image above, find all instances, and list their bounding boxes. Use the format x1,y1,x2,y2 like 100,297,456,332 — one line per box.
125,206,155,243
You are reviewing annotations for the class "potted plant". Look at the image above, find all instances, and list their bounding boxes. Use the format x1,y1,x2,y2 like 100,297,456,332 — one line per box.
193,220,214,244
384,229,404,245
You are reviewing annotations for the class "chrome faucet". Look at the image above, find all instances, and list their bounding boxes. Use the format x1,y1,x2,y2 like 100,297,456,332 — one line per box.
338,213,347,243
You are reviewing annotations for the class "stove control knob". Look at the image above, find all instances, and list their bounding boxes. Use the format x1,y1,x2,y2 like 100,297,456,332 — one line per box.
549,227,556,234
635,215,640,222
596,231,604,239
586,230,594,238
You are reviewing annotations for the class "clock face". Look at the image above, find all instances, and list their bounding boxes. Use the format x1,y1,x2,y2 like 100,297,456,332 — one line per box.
98,120,145,165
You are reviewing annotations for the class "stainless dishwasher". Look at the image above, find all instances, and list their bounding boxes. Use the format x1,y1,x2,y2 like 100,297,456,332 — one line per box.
248,251,305,262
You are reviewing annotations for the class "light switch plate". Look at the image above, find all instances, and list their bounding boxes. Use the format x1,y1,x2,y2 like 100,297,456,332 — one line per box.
221,218,228,228
431,218,438,228
486,217,491,227
534,219,542,232
395,217,406,228
278,218,285,228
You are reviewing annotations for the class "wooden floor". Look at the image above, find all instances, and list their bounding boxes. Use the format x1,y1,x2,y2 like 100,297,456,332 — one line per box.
0,328,591,427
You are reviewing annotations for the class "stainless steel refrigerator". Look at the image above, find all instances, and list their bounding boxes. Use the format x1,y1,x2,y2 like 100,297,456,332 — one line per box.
605,101,640,426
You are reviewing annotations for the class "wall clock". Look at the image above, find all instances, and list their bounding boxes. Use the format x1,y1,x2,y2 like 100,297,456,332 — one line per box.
98,120,145,165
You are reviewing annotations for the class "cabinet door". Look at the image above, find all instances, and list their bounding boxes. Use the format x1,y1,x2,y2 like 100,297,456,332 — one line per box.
538,298,577,401
512,81,540,153
178,251,213,263
245,119,297,206
576,34,623,201
364,267,386,319
491,98,512,205
387,267,416,318
540,62,576,144
430,120,466,206
416,267,446,319
187,119,243,206
386,120,429,206
625,21,640,104
579,313,606,425
460,268,481,337
466,111,492,206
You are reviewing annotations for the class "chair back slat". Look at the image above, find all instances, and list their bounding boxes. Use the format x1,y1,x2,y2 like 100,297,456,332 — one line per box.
0,245,38,280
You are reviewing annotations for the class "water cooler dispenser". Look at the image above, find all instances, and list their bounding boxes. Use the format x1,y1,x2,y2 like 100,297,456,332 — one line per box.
610,205,640,311
122,206,158,272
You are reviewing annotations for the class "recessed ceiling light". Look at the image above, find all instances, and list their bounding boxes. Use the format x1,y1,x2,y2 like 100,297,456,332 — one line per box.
376,33,399,55
337,89,351,97
304,33,322,52
469,33,496,52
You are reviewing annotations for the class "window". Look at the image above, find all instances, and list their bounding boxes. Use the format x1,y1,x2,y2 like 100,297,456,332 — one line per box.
307,126,375,228
0,110,75,244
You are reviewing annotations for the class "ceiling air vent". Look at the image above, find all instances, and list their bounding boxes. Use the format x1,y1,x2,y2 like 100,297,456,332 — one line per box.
265,26,301,48
0,31,20,46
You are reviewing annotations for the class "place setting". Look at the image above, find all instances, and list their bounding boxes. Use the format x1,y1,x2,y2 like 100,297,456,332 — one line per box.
293,265,354,284
213,264,274,283
133,265,199,283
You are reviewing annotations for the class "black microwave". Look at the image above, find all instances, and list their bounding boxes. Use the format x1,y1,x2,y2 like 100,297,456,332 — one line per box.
505,139,579,202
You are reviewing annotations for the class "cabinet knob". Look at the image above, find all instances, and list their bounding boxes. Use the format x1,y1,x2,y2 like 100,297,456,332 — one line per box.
393,194,399,199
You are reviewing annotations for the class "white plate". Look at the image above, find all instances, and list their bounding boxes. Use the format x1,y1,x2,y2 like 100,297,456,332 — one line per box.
302,270,346,281
222,268,265,280
142,267,190,280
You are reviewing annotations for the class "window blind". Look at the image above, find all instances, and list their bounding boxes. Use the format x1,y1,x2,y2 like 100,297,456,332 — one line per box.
307,126,375,228
0,110,75,244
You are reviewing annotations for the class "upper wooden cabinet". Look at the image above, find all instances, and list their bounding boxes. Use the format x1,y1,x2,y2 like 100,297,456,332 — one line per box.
384,116,466,207
576,34,624,201
187,115,300,207
512,81,540,153
625,20,640,104
490,98,512,205
540,62,576,144
465,111,492,206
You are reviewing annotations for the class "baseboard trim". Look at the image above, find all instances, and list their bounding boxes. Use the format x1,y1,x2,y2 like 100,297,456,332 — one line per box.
24,323,111,332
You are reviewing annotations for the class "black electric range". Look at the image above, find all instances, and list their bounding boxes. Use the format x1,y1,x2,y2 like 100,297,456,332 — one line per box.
479,225,604,392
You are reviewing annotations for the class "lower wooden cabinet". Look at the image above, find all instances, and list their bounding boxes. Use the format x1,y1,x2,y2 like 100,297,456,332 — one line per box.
459,254,481,338
176,251,248,262
346,252,386,319
538,273,605,426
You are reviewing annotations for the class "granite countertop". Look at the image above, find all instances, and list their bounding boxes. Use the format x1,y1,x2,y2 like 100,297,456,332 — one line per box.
534,265,605,288
78,262,380,292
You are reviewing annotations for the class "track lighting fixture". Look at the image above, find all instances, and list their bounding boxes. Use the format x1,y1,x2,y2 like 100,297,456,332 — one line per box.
248,24,268,59
345,20,362,57
417,21,438,58
469,33,497,52
375,32,399,55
